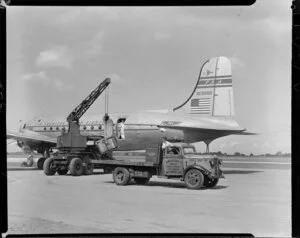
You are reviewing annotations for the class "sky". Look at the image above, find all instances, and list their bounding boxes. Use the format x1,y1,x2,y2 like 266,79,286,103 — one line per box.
6,2,291,154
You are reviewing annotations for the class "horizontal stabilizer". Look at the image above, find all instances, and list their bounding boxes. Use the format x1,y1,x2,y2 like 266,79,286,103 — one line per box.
232,131,258,135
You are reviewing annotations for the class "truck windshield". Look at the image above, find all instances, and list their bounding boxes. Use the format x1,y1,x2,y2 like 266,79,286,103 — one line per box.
183,147,196,155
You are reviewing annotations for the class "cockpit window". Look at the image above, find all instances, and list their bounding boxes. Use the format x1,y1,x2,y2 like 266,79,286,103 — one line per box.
183,147,196,155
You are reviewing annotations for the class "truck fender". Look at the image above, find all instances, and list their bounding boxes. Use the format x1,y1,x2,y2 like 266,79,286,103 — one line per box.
183,165,210,177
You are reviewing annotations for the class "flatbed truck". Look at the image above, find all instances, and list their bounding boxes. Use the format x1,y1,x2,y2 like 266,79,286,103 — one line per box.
92,142,224,189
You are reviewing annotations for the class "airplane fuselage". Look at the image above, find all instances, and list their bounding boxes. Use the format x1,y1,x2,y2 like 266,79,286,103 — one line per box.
20,112,243,152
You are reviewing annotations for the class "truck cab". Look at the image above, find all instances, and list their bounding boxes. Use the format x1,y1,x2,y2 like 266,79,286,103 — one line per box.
160,143,224,189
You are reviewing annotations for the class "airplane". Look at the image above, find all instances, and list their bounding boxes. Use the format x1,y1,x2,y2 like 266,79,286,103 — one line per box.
7,56,254,169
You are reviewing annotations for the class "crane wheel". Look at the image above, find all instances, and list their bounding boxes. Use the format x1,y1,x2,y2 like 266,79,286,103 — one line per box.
43,157,56,176
37,157,46,170
83,158,94,175
133,177,150,185
203,176,219,188
184,169,204,189
69,158,83,176
57,168,68,175
113,167,130,185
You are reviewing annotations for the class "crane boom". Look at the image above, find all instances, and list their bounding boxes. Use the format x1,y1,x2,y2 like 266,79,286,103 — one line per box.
67,78,111,123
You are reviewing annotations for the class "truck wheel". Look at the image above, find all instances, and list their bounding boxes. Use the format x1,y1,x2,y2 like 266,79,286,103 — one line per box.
83,158,94,175
43,157,56,176
57,168,68,175
113,167,130,185
184,169,204,189
37,157,46,170
203,176,219,188
69,158,83,176
133,177,150,185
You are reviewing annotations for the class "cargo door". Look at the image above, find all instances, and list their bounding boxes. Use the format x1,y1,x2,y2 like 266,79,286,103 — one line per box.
162,146,183,176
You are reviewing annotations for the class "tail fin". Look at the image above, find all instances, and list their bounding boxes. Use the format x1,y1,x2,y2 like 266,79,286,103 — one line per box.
173,56,235,117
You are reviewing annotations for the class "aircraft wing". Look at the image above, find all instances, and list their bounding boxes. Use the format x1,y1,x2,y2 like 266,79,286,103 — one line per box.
7,129,57,145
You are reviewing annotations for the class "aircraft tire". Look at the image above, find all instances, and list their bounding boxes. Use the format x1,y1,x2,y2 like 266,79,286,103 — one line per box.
37,157,46,170
43,157,56,176
133,177,150,185
184,169,204,190
69,158,84,176
203,176,219,188
83,158,94,175
113,167,130,185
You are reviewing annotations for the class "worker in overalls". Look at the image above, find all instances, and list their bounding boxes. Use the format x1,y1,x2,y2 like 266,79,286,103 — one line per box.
21,153,34,167
162,136,172,150
117,119,125,139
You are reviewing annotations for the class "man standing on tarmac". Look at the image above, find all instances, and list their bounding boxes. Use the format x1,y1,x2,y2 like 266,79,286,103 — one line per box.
21,153,34,167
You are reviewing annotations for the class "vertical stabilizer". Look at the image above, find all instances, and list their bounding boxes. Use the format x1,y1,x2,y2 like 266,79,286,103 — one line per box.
173,56,235,117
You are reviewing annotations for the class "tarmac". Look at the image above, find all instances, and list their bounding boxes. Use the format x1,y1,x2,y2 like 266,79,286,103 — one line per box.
5,156,291,236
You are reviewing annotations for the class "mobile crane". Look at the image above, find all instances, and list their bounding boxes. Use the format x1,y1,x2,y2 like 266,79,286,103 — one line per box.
43,78,117,176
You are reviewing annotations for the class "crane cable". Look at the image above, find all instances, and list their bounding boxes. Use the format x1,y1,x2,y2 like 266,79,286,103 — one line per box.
105,86,109,116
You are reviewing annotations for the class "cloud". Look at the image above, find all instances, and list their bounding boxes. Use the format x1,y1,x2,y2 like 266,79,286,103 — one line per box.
56,7,121,25
35,32,106,67
21,71,50,86
228,56,245,68
53,79,74,91
35,46,73,69
21,71,73,91
84,7,121,21
154,32,170,41
81,31,105,59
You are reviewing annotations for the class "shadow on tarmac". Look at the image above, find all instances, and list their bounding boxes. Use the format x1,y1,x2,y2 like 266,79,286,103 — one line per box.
7,167,39,171
223,170,262,175
104,180,228,190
